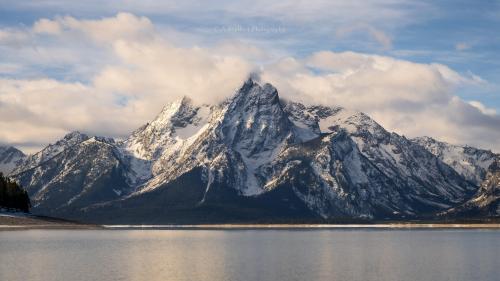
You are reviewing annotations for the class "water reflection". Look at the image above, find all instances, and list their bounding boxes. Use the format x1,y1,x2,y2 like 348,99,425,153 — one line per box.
0,229,498,281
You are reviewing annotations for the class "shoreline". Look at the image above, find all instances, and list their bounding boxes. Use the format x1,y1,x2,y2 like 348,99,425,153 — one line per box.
102,223,500,230
0,213,101,230
2,224,499,231
2,223,500,231
2,212,499,230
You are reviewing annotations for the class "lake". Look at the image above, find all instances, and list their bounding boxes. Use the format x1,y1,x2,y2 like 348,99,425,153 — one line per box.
0,228,499,281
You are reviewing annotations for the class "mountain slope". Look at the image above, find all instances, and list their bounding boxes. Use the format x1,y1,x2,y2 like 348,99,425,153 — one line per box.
269,105,476,219
442,160,500,217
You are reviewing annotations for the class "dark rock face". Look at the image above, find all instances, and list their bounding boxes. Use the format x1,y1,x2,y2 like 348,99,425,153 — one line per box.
6,79,499,223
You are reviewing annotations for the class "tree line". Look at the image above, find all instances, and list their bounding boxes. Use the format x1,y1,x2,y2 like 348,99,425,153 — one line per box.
0,173,31,212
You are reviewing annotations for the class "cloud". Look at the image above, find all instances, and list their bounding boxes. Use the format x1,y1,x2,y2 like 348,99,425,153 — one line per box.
32,12,155,43
455,42,471,51
336,24,393,50
468,101,497,116
33,18,62,34
93,39,252,104
0,29,30,47
0,13,499,154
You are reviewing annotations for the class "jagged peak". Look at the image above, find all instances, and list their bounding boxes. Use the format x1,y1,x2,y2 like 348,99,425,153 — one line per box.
343,111,383,127
242,76,257,90
9,131,91,175
308,105,386,137
414,136,497,157
123,95,209,161
0,145,25,156
144,96,201,131
84,136,115,144
38,131,90,155
413,136,443,145
414,136,498,160
414,135,434,142
62,131,89,141
155,96,192,118
413,136,471,153
235,78,279,102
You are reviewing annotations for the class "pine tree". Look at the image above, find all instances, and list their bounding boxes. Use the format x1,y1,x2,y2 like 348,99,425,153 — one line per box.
0,173,31,212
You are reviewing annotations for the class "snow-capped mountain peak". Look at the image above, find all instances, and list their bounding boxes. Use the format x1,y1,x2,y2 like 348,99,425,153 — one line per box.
213,79,295,195
221,79,292,156
123,96,207,160
10,131,89,175
121,96,212,186
62,131,89,143
0,146,26,175
151,96,196,130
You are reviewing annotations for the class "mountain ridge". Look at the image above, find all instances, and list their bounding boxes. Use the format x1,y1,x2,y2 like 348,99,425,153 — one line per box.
2,78,499,223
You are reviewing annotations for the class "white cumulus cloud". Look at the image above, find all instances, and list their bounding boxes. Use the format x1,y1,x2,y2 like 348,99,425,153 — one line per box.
0,13,499,154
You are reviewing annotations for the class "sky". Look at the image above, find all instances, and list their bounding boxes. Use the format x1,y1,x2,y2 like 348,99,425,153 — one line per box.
0,0,499,153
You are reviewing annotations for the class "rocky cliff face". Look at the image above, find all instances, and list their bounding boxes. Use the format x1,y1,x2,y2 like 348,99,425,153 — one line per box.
6,79,498,223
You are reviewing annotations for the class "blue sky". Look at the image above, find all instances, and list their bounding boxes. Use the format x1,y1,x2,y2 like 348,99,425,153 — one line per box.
0,0,499,152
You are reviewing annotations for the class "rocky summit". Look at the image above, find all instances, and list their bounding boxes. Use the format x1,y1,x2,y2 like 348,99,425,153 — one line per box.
2,79,499,223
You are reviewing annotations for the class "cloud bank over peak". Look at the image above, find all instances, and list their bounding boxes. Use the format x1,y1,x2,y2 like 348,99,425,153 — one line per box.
0,13,499,153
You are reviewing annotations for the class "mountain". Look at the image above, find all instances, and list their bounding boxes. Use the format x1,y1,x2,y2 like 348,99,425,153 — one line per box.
440,160,500,218
413,136,500,218
10,131,90,175
11,133,131,213
413,136,498,185
7,79,499,223
0,146,25,175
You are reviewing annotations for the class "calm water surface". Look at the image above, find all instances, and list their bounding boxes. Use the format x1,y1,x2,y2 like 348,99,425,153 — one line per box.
0,229,498,281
